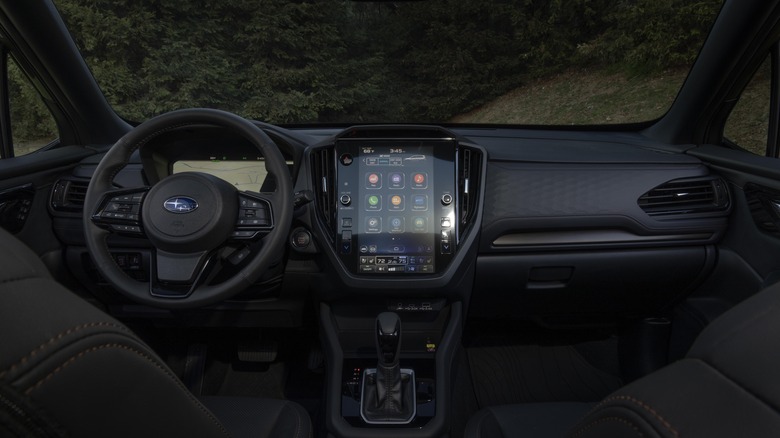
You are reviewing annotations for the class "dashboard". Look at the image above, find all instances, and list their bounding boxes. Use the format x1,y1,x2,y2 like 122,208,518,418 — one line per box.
44,123,732,323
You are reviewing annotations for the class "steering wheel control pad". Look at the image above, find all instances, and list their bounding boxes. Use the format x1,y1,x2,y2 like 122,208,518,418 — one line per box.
142,172,238,253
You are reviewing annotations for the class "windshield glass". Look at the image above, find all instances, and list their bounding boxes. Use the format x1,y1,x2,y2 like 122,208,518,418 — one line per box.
54,0,723,126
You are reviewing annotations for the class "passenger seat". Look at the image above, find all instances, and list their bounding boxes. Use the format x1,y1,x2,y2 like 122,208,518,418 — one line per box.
464,281,780,437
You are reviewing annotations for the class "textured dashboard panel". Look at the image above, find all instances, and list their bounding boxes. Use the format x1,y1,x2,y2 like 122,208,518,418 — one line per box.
481,161,728,250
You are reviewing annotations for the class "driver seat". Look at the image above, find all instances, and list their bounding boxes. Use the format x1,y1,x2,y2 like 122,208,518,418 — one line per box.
0,227,311,438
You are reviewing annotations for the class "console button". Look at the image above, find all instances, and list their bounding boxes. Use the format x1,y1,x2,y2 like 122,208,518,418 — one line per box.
340,194,352,206
341,231,352,254
441,193,453,205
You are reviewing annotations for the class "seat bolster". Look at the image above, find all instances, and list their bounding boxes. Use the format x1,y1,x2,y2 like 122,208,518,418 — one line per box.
464,403,593,438
686,281,780,411
463,406,504,438
0,227,51,284
570,358,780,438
0,276,230,437
200,396,312,438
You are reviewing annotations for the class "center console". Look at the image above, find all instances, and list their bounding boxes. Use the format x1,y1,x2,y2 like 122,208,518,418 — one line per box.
320,300,462,438
309,126,484,438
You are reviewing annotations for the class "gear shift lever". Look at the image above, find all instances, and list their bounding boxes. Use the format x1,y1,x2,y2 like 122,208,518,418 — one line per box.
376,312,401,366
360,312,416,424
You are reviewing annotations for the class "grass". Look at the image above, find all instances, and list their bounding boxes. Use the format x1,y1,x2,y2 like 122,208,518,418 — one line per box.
452,66,770,156
14,138,55,156
452,67,689,125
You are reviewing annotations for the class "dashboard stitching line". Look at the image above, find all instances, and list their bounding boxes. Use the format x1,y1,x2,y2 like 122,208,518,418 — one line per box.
24,342,229,437
0,321,127,379
0,275,40,286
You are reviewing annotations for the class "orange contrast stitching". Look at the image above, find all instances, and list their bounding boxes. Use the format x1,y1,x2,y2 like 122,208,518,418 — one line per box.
0,322,127,379
597,395,679,437
24,343,228,437
571,416,644,437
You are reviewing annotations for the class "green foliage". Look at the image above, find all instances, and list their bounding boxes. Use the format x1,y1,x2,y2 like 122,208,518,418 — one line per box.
8,58,57,148
579,0,723,73
9,0,724,140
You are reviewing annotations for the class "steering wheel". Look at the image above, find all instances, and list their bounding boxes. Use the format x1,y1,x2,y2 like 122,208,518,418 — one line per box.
83,108,293,309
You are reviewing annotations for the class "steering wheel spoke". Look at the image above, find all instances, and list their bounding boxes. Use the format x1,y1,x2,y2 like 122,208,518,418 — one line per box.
231,192,275,240
149,249,215,298
90,188,150,236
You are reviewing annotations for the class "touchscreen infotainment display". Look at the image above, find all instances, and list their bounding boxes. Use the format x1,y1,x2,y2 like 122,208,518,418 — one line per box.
355,145,436,273
334,139,457,275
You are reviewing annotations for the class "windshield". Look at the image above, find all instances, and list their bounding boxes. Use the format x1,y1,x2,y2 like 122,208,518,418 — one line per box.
55,0,723,126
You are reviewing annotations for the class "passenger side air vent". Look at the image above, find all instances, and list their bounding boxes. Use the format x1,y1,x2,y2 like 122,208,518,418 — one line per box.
638,176,729,217
311,147,336,238
458,146,482,233
50,179,90,212
745,183,780,238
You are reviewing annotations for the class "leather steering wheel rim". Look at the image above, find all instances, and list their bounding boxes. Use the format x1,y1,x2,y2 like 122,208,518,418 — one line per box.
83,108,293,309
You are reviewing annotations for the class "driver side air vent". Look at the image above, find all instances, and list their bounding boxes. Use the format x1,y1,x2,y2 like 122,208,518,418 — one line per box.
50,179,90,212
311,147,336,238
638,176,729,217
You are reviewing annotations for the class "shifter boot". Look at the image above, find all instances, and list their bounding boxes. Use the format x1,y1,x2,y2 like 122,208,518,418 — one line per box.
360,365,415,424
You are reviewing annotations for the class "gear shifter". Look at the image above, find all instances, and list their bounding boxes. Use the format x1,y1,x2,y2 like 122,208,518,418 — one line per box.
360,312,416,424
376,312,401,365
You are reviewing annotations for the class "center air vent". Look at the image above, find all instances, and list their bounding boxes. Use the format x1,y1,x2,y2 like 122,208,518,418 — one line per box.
458,146,482,233
50,179,90,212
311,147,336,237
638,176,729,217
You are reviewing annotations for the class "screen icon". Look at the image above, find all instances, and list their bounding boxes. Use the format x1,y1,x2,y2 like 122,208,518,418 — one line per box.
389,172,405,189
412,172,428,189
366,194,382,211
413,217,427,232
366,217,381,233
366,173,381,189
412,195,428,211
389,217,404,233
389,195,404,211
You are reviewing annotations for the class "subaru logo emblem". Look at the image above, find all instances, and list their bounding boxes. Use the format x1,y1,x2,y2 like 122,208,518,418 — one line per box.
163,196,198,213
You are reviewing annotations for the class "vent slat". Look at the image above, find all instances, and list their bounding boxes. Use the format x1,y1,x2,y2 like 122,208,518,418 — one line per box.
51,179,89,212
458,147,481,235
311,148,336,238
638,177,729,217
